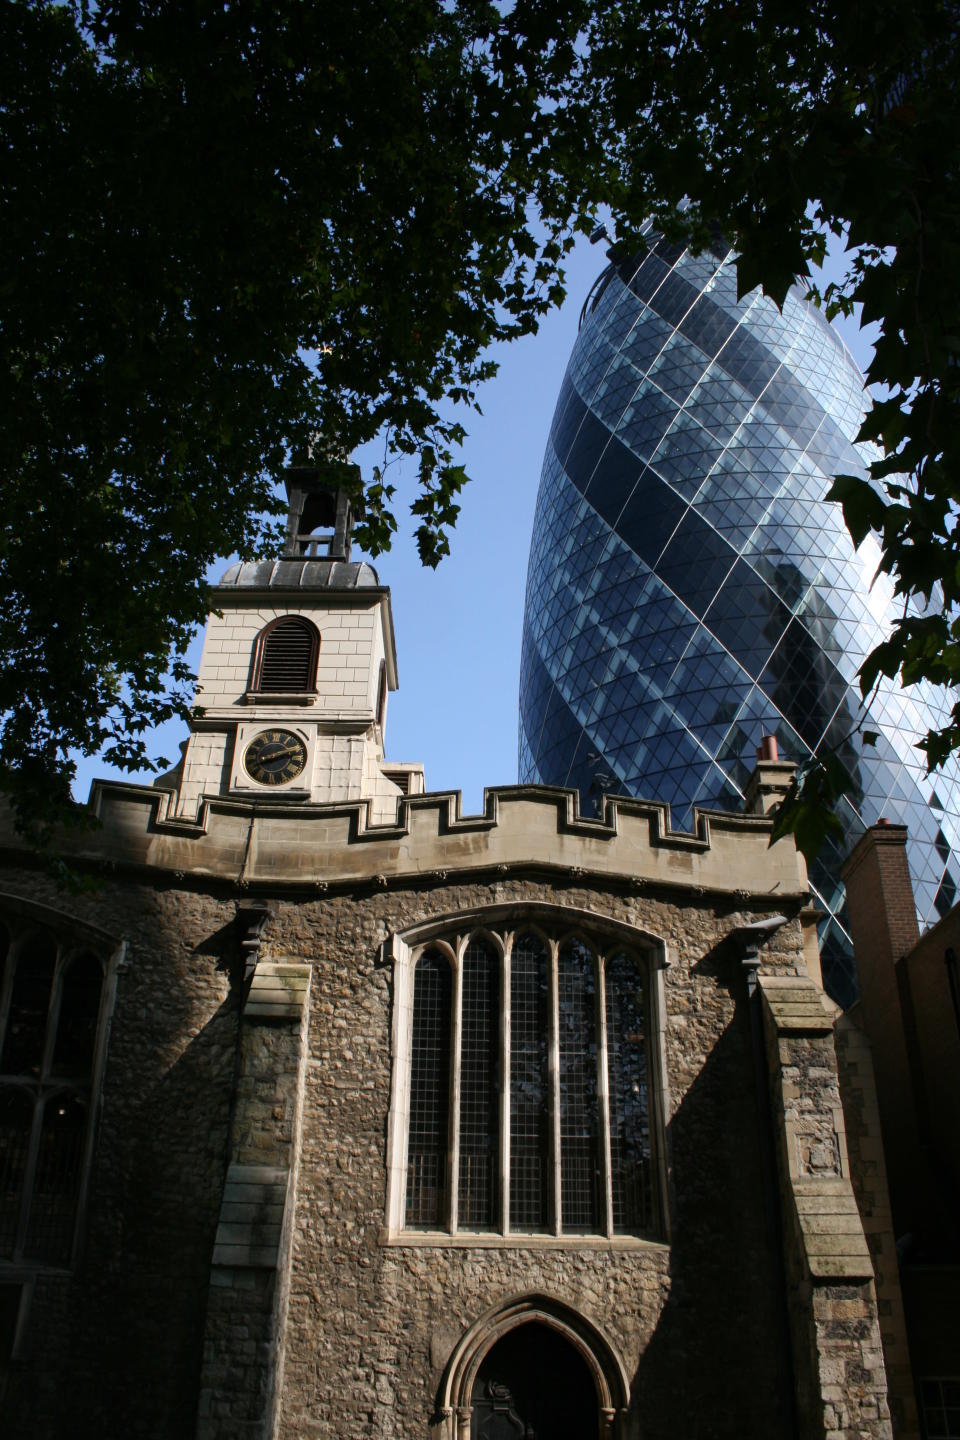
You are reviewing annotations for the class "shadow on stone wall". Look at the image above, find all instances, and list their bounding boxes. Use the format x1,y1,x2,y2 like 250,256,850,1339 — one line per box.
631,941,793,1440
7,887,243,1440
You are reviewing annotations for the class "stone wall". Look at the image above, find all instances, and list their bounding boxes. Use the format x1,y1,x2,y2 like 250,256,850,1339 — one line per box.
760,976,894,1440
2,870,239,1440
0,802,894,1440
271,875,803,1440
835,1015,919,1439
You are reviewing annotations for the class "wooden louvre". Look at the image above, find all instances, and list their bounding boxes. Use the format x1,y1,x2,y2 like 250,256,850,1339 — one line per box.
252,617,319,693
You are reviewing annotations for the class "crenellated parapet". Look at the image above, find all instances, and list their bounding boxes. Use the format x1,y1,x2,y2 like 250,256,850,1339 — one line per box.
9,778,814,901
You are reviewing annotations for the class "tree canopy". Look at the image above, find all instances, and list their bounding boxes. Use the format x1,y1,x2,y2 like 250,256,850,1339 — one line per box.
2,0,959,853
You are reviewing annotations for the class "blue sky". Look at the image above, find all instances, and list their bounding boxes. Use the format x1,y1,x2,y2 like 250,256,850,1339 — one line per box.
71,234,875,814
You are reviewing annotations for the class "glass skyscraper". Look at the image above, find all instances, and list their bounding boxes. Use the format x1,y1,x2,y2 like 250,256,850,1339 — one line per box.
519,233,960,1004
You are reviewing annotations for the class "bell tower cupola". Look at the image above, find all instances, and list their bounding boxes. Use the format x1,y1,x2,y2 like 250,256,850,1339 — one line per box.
283,463,355,561
161,458,424,820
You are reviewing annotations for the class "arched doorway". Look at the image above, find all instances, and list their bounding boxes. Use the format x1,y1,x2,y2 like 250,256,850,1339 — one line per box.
470,1322,597,1439
440,1294,629,1439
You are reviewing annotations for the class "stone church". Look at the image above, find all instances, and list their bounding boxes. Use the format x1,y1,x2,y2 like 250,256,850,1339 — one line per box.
0,467,908,1438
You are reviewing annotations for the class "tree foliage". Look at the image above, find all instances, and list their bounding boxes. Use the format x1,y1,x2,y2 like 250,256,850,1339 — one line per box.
0,0,592,834
2,0,959,857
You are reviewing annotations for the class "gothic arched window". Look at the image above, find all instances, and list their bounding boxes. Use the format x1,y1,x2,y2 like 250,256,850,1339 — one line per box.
395,916,661,1240
250,616,320,694
0,908,114,1270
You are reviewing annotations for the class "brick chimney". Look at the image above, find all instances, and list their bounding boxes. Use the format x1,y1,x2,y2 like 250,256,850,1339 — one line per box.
743,735,796,817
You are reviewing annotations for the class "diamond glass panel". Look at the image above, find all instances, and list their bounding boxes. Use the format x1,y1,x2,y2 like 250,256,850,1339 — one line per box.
520,238,960,1006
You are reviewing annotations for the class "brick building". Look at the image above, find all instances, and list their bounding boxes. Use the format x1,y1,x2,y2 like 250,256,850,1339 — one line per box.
0,470,905,1438
841,825,960,1437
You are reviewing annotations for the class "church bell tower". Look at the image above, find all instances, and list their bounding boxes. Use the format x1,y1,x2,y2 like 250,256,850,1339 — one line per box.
164,460,422,821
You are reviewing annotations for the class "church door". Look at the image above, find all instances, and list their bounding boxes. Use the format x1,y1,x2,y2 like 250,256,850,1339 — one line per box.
470,1322,598,1439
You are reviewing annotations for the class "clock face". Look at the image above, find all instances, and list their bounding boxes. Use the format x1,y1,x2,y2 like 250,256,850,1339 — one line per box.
243,729,308,786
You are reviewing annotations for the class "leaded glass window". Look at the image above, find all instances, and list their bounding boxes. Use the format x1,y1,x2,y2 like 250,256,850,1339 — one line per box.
399,918,660,1240
509,932,550,1230
558,940,600,1231
605,953,653,1233
1,934,56,1076
920,1379,960,1439
0,911,113,1270
405,950,451,1228
458,938,499,1229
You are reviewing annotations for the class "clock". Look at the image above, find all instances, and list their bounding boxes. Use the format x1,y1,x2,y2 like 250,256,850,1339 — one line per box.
243,729,308,786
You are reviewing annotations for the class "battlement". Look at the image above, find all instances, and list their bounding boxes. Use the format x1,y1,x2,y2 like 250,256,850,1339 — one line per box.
9,778,811,899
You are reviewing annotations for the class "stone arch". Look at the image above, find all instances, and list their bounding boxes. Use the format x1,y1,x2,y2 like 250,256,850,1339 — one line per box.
439,1293,631,1439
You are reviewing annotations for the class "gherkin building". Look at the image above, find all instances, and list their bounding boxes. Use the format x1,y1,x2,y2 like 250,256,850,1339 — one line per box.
518,234,960,1005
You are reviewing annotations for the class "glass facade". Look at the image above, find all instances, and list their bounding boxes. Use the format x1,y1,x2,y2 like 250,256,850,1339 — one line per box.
519,235,960,1004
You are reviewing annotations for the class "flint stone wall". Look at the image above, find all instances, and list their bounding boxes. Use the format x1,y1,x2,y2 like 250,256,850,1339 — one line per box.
1,854,814,1440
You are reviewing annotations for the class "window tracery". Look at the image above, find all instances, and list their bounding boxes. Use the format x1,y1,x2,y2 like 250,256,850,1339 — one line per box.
390,911,663,1241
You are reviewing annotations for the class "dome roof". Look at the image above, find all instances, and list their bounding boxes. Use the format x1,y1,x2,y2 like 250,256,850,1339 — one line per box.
217,557,381,590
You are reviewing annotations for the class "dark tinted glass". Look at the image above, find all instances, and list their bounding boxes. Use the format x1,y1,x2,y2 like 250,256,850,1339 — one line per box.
52,953,102,1078
0,1090,32,1257
24,1094,86,1263
2,934,56,1076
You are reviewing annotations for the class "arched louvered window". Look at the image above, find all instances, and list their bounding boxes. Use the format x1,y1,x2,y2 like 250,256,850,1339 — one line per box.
458,937,499,1230
251,616,320,694
406,950,452,1228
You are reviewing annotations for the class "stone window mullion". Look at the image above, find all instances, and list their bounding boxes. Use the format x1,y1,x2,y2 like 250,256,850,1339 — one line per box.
390,947,414,1233
39,943,66,1081
547,937,561,1237
596,952,614,1239
448,940,464,1235
500,934,512,1236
